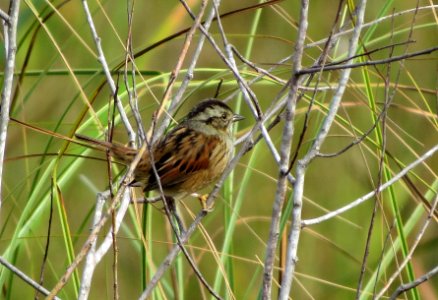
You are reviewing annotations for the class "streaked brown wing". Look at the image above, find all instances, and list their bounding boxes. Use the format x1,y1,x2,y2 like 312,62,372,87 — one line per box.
144,126,219,191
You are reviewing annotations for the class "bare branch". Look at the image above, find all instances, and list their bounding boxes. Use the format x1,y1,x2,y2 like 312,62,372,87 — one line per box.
0,256,60,300
306,5,438,49
152,0,208,142
262,0,309,297
279,0,368,298
302,144,438,226
47,142,147,299
389,264,438,300
81,0,136,143
78,191,108,299
155,0,216,140
0,9,10,23
297,45,438,75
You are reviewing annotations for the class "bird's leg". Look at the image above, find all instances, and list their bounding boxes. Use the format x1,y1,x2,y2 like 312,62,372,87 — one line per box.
191,193,214,212
164,196,186,235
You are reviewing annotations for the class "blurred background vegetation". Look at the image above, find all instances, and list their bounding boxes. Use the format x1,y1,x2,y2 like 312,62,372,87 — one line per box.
0,0,437,299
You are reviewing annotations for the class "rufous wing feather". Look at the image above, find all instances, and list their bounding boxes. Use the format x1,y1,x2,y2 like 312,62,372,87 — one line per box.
145,127,218,191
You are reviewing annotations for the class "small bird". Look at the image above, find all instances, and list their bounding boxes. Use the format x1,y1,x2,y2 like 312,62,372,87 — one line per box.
76,99,244,211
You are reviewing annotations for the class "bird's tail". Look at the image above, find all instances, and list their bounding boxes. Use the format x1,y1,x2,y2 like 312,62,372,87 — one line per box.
75,134,137,165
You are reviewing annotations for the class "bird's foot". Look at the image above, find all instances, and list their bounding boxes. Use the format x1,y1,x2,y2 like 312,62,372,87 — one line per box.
192,193,214,212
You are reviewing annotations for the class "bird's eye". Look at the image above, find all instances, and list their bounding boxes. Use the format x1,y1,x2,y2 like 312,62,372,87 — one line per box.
221,113,227,119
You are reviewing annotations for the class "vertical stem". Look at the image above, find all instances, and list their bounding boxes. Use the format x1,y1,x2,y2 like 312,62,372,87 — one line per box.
0,0,20,206
261,1,309,298
279,0,367,298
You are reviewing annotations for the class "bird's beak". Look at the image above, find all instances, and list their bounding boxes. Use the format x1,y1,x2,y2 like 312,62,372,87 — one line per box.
232,114,245,122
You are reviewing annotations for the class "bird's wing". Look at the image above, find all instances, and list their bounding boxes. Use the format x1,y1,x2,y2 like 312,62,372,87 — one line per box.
145,126,220,191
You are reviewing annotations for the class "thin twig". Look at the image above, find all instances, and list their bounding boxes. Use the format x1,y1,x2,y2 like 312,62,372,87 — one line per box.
0,0,20,206
305,5,438,49
152,0,208,142
389,264,438,300
302,144,438,226
322,39,415,67
297,45,438,75
230,45,286,84
81,0,136,143
78,191,108,299
108,83,119,300
0,8,10,23
154,0,212,141
376,194,438,298
372,220,396,298
124,0,146,144
360,6,420,296
0,256,60,300
164,0,208,101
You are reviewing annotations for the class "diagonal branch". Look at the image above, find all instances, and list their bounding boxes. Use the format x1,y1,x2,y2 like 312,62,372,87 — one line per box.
0,256,60,300
302,144,438,226
47,143,148,299
389,264,438,300
297,45,438,75
0,9,10,23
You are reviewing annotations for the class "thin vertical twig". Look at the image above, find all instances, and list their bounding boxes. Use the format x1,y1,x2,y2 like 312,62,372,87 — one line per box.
81,0,136,143
159,0,208,109
278,1,367,298
261,0,309,298
124,0,146,144
0,0,20,206
146,118,223,299
155,0,211,140
357,7,411,296
78,191,108,300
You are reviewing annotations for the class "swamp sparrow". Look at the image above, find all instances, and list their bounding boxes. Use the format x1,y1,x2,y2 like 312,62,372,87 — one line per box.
76,99,244,211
